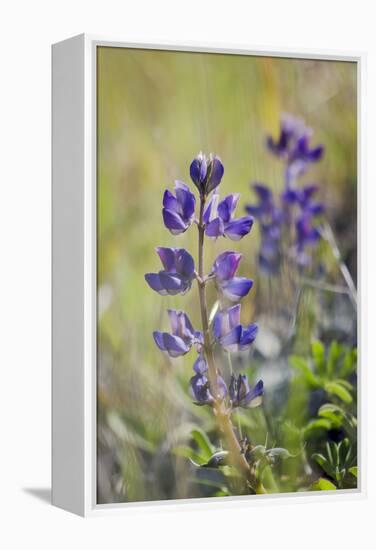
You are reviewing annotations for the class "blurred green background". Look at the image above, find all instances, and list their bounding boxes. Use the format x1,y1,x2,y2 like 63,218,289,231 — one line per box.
96,47,357,503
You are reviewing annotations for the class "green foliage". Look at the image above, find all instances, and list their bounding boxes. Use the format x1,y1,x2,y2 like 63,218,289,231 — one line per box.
290,340,357,405
312,438,357,489
311,478,337,491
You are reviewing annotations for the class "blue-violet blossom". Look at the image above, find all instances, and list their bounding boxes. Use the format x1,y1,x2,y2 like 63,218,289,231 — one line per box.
190,152,224,196
153,309,203,357
210,251,253,302
213,304,258,352
229,375,264,408
145,247,195,295
203,192,254,240
162,180,196,235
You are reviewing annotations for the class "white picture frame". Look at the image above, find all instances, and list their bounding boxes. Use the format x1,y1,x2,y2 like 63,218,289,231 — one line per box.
52,34,366,517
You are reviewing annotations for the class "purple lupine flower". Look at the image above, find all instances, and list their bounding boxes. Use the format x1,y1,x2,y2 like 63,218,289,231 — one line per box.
245,183,275,219
282,184,324,216
190,152,224,196
295,212,321,265
266,114,324,181
190,372,228,406
153,309,203,357
213,304,258,352
229,375,264,408
193,354,208,374
246,183,284,274
162,180,196,235
210,251,253,302
203,192,254,241
145,247,195,296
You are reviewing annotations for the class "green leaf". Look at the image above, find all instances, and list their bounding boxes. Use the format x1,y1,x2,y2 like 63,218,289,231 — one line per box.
191,428,214,460
312,453,335,478
349,466,358,478
311,340,326,375
318,403,345,428
290,355,320,388
327,341,343,378
172,445,207,466
325,381,353,404
311,478,337,491
340,348,357,378
304,418,332,434
266,447,292,460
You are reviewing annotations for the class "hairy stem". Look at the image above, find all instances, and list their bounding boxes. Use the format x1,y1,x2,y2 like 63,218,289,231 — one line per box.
196,194,255,486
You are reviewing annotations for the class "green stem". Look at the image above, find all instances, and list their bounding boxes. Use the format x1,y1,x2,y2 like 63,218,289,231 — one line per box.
196,194,254,485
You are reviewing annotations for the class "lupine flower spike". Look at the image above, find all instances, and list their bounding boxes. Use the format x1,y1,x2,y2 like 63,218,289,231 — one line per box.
146,152,264,487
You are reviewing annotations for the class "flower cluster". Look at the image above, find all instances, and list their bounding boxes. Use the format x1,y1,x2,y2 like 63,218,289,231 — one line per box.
246,114,325,272
145,152,263,424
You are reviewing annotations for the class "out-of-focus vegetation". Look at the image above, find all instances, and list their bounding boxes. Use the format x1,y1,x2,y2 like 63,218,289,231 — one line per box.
97,47,357,503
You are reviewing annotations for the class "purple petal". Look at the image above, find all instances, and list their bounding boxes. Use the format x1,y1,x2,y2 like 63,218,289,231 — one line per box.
163,189,179,212
190,373,213,405
213,305,241,340
203,192,219,223
224,216,254,241
159,272,186,295
307,203,324,216
175,184,196,220
162,209,187,234
153,331,190,357
220,277,253,301
253,183,273,203
206,156,224,194
156,247,176,271
205,217,225,238
281,189,299,204
247,380,264,408
217,194,239,223
239,323,258,351
215,375,228,400
145,273,166,295
307,145,324,161
193,355,208,374
212,251,242,281
167,309,195,340
175,249,195,279
219,325,242,352
189,158,201,187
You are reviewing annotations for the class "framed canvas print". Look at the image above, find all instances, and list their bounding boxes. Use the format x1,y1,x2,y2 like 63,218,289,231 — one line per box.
52,35,364,516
